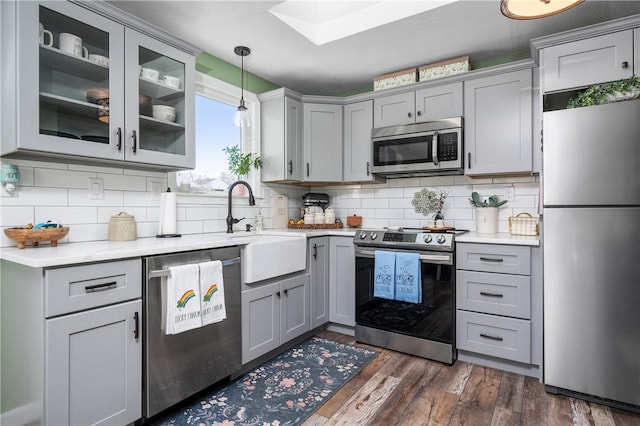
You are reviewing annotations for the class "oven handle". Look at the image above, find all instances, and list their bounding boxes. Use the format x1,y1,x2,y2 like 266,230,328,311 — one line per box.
355,248,452,264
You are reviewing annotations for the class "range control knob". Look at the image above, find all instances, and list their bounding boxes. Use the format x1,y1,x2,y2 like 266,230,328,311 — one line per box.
423,234,433,243
359,231,367,239
436,234,447,244
370,233,378,240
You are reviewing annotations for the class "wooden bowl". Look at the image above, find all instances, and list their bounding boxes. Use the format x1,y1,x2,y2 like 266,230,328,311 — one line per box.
4,227,70,249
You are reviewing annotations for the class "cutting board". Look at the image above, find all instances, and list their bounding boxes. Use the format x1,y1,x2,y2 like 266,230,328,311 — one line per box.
273,195,289,229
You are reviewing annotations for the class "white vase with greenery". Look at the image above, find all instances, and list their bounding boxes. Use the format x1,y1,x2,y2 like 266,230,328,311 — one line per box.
469,191,507,234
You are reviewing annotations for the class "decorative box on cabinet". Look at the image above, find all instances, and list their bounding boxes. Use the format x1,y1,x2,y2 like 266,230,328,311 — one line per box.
464,68,533,175
0,258,142,425
1,1,195,170
373,82,463,128
259,89,304,182
309,237,330,328
303,103,343,182
541,30,634,93
456,243,540,375
241,273,310,364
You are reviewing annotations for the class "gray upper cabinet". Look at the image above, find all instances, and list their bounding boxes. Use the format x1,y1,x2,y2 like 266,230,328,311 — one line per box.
464,69,533,175
303,103,343,182
343,100,383,183
260,90,304,182
541,30,634,93
1,1,195,170
373,82,463,128
635,29,640,80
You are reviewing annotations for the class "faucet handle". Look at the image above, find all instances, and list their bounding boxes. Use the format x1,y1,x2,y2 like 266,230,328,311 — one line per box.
246,224,254,232
233,217,245,224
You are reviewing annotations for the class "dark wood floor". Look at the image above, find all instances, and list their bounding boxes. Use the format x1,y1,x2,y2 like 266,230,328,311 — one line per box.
303,331,640,426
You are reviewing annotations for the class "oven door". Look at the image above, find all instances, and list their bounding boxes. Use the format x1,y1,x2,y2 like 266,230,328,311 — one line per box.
355,246,455,345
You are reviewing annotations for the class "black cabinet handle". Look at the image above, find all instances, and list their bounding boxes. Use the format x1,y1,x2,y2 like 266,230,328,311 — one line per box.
480,291,504,298
417,111,422,116
284,289,288,296
288,160,293,174
468,152,471,169
85,281,117,292
313,243,317,259
622,61,629,69
306,163,310,177
276,291,281,298
116,127,122,152
480,333,503,342
480,257,504,263
366,161,370,176
133,312,139,339
131,130,137,153
408,112,412,118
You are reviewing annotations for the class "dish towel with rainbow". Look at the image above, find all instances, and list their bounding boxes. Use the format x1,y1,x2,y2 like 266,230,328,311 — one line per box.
165,264,202,335
199,260,226,325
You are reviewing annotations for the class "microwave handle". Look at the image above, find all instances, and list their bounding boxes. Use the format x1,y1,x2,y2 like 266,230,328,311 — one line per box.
432,131,439,166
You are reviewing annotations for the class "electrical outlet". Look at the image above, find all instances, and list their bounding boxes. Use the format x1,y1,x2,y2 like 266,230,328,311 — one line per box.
150,181,162,201
504,185,515,202
89,178,104,200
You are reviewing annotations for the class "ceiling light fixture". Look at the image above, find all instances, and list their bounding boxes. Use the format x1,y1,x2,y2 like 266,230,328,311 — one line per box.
501,0,584,20
233,46,251,128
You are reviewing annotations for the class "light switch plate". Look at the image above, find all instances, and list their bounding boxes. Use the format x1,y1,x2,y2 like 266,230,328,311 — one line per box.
89,177,104,200
504,184,515,202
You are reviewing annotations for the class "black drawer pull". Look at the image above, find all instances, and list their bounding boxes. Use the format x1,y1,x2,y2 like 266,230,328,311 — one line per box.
480,291,504,298
133,312,139,339
85,281,117,292
480,333,504,342
480,257,504,263
284,289,288,296
276,291,281,298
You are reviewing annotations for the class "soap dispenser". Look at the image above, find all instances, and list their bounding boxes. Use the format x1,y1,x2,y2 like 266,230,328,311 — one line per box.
255,208,264,231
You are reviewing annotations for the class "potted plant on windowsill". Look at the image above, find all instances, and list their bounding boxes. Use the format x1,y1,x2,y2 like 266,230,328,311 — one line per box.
469,191,508,234
223,145,262,195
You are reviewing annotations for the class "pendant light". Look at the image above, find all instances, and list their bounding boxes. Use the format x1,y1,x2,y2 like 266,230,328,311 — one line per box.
501,0,584,20
233,46,251,128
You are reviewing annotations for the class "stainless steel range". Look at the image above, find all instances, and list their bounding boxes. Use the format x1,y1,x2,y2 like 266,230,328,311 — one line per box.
354,227,464,364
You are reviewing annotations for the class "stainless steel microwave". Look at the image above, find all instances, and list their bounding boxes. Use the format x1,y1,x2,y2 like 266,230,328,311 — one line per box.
371,117,463,177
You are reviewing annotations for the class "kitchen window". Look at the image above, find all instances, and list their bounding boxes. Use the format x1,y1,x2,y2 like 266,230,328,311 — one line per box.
170,72,261,195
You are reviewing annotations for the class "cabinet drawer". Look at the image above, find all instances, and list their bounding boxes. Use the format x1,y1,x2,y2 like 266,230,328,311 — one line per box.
457,310,530,363
457,270,530,319
457,243,530,275
45,259,141,317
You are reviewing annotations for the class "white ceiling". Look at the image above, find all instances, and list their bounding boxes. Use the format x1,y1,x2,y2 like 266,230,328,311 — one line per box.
106,1,640,96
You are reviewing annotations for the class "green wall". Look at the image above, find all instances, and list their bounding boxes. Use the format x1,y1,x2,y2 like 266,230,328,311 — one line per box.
196,52,279,94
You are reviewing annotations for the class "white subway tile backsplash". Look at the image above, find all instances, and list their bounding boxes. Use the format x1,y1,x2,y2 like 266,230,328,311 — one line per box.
1,187,68,206
67,223,107,243
1,206,35,227
420,176,456,186
68,189,123,206
374,208,404,219
374,187,404,198
35,168,96,188
100,173,147,191
361,198,389,209
70,164,124,174
35,206,97,224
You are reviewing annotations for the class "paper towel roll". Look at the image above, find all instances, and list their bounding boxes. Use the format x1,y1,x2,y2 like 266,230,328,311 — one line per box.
158,192,177,235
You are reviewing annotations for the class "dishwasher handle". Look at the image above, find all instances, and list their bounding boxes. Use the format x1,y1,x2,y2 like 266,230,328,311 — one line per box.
148,256,240,279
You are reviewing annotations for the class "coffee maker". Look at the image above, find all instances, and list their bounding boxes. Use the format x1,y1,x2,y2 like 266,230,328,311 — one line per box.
301,192,329,214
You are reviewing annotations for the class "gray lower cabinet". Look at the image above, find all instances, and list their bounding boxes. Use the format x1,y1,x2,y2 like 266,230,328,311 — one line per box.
309,237,330,328
456,243,541,376
0,258,142,425
464,68,533,175
329,237,355,326
241,273,310,364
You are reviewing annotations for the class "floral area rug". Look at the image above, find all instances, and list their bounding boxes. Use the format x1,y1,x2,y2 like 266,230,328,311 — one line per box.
155,336,379,426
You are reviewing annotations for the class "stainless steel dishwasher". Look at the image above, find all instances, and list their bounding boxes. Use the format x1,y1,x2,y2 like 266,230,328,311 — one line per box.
142,246,241,420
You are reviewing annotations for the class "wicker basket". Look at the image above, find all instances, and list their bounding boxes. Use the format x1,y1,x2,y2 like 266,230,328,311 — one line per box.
508,212,539,236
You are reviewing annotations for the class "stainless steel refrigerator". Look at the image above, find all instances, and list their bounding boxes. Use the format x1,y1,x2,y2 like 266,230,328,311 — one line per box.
543,99,640,410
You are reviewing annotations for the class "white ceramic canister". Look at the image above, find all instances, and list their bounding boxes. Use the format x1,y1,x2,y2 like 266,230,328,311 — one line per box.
304,213,315,225
108,212,137,241
324,207,335,224
315,212,325,224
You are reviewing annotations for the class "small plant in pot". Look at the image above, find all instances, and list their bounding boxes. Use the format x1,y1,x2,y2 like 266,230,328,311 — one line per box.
469,191,508,234
223,145,262,194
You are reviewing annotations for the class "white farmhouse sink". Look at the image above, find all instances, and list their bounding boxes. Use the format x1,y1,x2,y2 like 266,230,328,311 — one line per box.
236,233,307,283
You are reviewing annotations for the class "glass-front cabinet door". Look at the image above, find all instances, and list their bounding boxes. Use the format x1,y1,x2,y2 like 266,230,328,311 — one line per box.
123,29,194,169
18,1,125,160
14,1,194,169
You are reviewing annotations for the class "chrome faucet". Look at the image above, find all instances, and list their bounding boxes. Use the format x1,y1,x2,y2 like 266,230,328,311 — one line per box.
226,180,256,233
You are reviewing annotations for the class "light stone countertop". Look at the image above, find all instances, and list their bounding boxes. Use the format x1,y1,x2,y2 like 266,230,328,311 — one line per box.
0,228,537,268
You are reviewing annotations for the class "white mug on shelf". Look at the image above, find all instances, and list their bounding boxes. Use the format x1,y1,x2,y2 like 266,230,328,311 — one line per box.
141,67,160,81
162,75,180,89
39,23,53,47
59,33,88,58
